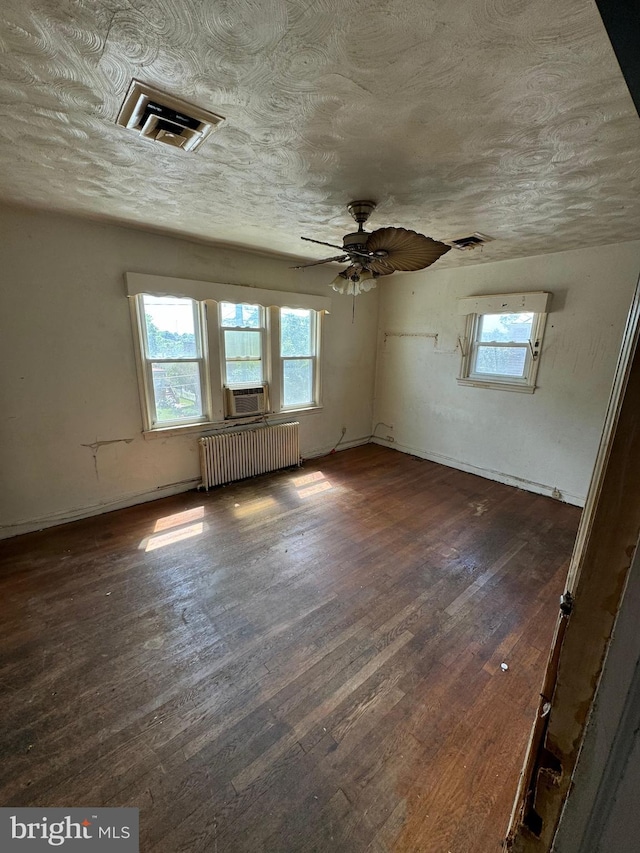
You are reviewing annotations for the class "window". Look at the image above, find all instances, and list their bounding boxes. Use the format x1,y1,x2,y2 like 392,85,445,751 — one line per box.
220,302,264,386
458,292,550,393
131,293,322,431
280,308,317,408
137,295,208,427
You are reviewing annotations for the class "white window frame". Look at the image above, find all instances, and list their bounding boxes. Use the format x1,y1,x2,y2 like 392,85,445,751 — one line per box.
132,294,211,430
219,301,267,388
279,307,321,411
457,291,551,394
128,278,327,435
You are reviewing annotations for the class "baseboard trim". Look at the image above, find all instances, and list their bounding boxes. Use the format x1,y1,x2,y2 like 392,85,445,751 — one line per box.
2,435,581,539
1,478,201,540
1,437,373,540
371,438,585,506
303,435,372,460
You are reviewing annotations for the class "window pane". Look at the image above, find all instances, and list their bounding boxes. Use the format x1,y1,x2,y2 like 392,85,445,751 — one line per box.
224,330,261,359
283,359,313,406
281,308,313,357
479,313,533,343
152,362,203,422
226,361,262,384
220,302,261,328
475,346,527,377
143,295,198,358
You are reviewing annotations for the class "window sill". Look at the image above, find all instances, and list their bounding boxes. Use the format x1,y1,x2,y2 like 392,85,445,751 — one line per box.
142,406,323,439
457,378,536,394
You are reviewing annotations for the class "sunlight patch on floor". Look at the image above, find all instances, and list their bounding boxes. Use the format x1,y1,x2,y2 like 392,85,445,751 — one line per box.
290,470,334,499
140,521,205,552
290,471,326,487
153,506,205,532
232,496,278,519
296,481,333,498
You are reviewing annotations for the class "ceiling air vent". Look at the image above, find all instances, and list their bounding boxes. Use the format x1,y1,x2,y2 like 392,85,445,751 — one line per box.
446,232,494,250
116,80,225,152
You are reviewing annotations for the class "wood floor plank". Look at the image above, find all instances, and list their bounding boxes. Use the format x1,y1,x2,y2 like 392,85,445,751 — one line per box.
232,631,414,793
0,444,581,851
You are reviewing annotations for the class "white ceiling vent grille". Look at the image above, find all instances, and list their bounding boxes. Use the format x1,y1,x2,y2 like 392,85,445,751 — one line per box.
116,80,225,153
445,232,494,250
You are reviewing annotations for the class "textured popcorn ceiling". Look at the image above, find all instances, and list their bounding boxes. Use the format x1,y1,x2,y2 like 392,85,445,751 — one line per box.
0,0,639,268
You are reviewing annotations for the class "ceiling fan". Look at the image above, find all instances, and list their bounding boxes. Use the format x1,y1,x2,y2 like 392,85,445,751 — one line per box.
292,201,451,295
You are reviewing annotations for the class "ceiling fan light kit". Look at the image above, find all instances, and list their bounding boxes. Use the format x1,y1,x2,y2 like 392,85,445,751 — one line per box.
294,201,452,295
331,267,379,296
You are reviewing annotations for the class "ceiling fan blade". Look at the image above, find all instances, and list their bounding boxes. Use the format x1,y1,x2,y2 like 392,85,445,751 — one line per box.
301,236,348,252
365,227,451,273
349,248,380,261
366,260,395,276
291,255,348,269
301,236,375,263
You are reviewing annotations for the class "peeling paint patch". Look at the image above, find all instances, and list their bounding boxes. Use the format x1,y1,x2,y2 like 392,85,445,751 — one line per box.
81,438,134,480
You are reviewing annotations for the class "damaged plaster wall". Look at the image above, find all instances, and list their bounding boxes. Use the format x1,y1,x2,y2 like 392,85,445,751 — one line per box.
0,204,378,538
372,241,640,505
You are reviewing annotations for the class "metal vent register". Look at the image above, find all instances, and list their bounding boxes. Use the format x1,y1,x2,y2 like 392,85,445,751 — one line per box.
445,232,494,250
116,80,225,152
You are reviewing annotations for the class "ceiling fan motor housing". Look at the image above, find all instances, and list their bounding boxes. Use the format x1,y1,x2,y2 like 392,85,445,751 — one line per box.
347,200,376,226
343,231,369,251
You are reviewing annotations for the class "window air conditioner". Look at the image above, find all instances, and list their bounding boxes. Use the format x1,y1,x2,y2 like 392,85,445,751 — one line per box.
225,385,268,418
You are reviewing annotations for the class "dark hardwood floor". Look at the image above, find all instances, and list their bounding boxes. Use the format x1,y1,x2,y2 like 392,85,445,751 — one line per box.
0,445,581,852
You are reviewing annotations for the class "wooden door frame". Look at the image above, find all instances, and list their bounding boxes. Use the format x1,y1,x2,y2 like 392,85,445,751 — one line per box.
505,270,640,851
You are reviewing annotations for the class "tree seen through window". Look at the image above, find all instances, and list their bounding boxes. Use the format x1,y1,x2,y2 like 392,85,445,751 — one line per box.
142,295,203,423
475,312,533,377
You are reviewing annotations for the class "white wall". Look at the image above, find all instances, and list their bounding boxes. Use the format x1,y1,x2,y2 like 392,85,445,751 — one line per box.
0,205,379,538
372,242,640,505
3,205,638,538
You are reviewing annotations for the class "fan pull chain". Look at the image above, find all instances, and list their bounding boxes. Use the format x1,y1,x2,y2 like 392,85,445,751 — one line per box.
352,295,356,324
